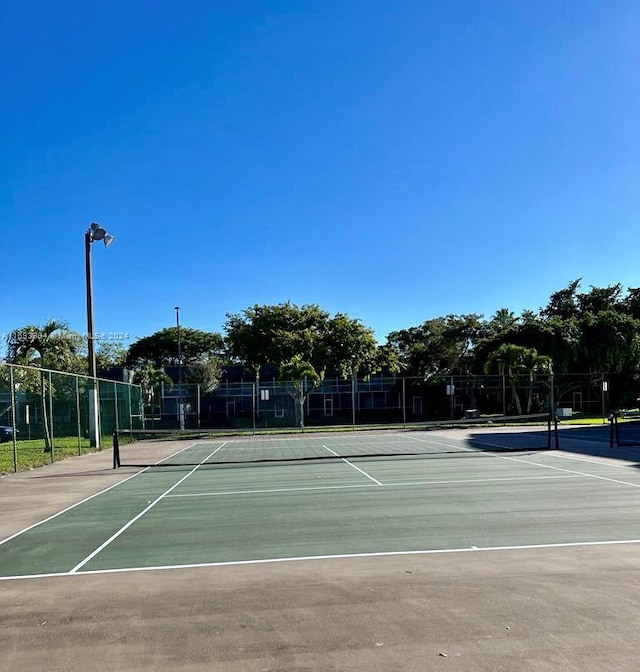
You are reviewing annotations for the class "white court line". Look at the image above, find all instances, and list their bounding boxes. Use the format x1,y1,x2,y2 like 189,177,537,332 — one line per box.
166,474,585,499
403,428,640,474
0,440,204,548
0,469,146,549
406,432,640,491
68,442,227,574
4,537,640,581
543,452,640,470
322,445,382,485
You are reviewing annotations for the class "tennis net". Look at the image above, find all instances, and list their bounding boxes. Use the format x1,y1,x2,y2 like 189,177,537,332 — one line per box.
610,411,640,447
113,413,558,468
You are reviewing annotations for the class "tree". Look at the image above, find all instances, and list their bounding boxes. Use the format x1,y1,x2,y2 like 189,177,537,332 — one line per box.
620,288,640,320
96,341,128,371
578,311,640,374
279,355,321,428
132,364,173,412
489,308,519,335
5,320,82,451
521,348,554,414
576,284,623,316
184,356,224,393
126,327,224,368
542,279,581,320
323,313,379,378
6,320,83,372
224,302,330,376
387,314,485,378
373,343,402,376
484,343,530,415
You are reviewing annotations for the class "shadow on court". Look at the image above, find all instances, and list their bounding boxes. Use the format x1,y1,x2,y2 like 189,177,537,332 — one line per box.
552,422,640,466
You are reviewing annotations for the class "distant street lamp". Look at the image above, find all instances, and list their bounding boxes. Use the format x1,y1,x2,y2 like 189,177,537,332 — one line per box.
85,222,115,447
175,306,184,430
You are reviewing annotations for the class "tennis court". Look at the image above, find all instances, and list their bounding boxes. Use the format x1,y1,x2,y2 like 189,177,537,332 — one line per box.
3,421,640,670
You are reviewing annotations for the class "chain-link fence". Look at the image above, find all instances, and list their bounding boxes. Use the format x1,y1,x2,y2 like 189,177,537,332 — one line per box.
0,362,143,473
141,372,611,431
0,364,613,471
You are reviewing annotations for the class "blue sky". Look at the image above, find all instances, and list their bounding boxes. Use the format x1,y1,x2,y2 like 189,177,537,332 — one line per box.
2,0,639,352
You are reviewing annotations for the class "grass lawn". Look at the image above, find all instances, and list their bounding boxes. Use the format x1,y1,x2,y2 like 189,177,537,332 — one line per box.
0,436,109,474
560,414,610,425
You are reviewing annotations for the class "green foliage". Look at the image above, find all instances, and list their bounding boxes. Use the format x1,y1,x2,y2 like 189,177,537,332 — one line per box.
6,320,83,372
225,303,380,380
279,355,321,383
185,357,224,392
323,313,379,378
4,321,85,452
132,364,173,406
225,302,330,374
96,342,128,370
127,327,223,367
578,311,640,374
542,278,581,320
387,314,485,378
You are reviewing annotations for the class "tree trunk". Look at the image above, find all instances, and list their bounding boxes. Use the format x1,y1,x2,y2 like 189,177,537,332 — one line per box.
40,371,52,453
508,368,523,415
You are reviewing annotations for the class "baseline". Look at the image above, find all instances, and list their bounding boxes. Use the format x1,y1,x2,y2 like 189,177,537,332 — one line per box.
4,537,640,582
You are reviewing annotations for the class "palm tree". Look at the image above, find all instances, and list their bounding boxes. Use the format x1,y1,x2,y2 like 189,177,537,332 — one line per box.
484,343,527,415
490,308,519,334
5,320,81,451
521,349,554,413
485,343,554,415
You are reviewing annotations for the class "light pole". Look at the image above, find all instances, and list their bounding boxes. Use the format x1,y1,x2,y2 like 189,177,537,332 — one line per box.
85,222,115,447
174,306,184,430
85,223,115,377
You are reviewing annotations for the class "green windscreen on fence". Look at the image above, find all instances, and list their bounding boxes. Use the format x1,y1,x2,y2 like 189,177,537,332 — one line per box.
0,363,143,473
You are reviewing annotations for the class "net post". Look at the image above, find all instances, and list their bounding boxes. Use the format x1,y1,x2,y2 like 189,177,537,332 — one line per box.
609,412,615,448
546,411,559,450
614,411,621,447
113,430,120,469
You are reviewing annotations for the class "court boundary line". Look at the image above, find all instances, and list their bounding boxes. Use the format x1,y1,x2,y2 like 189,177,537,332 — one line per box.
404,433,640,491
471,445,640,490
69,442,228,573
165,473,586,499
0,469,146,549
322,445,382,484
543,452,640,469
0,441,205,548
3,537,640,581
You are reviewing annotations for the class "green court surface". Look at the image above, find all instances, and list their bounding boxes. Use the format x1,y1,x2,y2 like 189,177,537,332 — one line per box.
2,426,640,580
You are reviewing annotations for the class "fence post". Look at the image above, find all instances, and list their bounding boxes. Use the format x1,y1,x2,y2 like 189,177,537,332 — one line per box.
75,376,82,455
128,384,133,431
351,372,357,426
48,370,54,463
402,377,406,427
9,366,18,473
113,382,120,433
197,384,201,430
252,382,256,433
